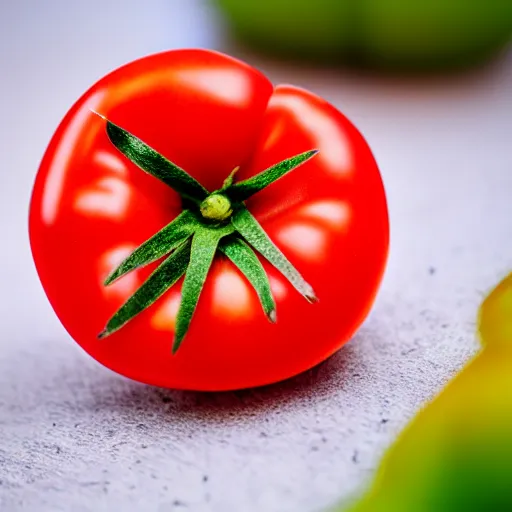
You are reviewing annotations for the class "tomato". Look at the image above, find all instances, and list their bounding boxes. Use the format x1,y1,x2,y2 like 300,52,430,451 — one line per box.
29,49,388,391
216,0,512,70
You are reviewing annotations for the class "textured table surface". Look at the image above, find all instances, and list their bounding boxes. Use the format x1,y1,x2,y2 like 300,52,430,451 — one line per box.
1,1,511,511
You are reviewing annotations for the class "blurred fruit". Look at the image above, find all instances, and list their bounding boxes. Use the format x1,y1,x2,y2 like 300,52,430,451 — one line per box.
339,272,512,511
217,0,512,70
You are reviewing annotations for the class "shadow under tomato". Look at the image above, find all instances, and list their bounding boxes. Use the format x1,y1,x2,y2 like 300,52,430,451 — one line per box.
81,338,367,425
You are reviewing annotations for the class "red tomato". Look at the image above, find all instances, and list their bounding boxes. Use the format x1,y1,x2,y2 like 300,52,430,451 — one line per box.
29,49,388,390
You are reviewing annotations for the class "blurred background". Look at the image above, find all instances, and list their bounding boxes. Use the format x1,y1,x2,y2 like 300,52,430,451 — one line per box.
1,1,511,511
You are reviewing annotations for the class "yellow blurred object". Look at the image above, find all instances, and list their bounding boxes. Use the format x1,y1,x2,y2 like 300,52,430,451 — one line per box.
341,272,512,511
479,273,512,349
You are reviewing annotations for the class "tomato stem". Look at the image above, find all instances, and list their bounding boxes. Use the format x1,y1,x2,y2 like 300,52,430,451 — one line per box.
97,116,319,352
200,194,233,221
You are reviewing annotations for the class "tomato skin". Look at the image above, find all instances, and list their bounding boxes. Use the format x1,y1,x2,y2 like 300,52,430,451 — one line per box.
30,49,388,390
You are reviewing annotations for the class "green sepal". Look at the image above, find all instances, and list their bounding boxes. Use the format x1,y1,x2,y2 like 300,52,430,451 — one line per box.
225,150,318,202
106,120,208,203
97,116,320,353
104,210,197,285
219,237,276,322
172,224,235,353
231,205,317,302
221,166,240,190
99,240,192,339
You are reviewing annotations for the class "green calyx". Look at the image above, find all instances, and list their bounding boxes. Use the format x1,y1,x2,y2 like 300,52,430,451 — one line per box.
97,116,319,353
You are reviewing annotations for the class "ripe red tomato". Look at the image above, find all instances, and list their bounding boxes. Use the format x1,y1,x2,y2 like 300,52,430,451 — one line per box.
30,49,388,390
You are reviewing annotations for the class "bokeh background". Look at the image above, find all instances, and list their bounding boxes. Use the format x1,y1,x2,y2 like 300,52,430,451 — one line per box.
1,1,511,511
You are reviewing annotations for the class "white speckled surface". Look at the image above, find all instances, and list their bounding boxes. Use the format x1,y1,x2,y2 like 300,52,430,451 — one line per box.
1,1,511,511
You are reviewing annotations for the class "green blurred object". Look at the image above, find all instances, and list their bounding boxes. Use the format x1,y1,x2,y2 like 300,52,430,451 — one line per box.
216,0,512,70
337,273,512,511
